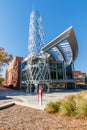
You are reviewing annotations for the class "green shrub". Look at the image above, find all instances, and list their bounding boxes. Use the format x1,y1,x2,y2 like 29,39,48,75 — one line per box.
45,91,87,118
45,101,61,113
59,100,76,116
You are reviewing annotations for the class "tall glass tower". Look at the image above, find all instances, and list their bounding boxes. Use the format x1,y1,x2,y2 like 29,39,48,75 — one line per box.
28,9,45,56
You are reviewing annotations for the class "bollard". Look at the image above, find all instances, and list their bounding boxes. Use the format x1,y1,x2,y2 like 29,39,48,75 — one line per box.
38,85,43,106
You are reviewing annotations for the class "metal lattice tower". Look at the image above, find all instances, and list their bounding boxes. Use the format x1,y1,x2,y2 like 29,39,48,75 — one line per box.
26,9,47,83
21,8,50,93
28,9,45,56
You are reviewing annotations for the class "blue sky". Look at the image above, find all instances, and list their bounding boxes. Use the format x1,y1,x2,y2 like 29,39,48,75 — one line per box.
0,0,87,76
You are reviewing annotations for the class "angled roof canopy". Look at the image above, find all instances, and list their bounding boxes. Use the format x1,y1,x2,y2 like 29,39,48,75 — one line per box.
41,26,78,65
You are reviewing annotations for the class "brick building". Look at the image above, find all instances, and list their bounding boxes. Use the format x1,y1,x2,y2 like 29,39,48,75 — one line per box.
4,57,23,89
74,71,86,85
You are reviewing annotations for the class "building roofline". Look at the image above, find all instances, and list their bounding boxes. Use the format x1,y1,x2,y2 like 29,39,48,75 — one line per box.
41,26,78,65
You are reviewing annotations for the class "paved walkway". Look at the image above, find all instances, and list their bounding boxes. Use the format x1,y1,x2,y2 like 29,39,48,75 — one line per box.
0,86,84,110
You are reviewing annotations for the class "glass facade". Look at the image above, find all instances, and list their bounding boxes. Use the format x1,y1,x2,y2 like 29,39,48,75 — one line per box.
66,65,73,79
49,62,63,80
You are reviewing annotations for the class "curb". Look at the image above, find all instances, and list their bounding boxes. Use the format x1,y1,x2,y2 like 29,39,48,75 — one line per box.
0,102,15,110
0,101,45,111
14,101,45,110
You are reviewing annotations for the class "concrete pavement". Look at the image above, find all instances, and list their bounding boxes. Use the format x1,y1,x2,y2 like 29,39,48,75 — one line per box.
0,86,84,110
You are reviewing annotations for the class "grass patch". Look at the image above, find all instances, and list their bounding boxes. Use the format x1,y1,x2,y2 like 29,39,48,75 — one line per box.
76,99,87,117
45,101,61,113
45,90,87,117
59,96,76,116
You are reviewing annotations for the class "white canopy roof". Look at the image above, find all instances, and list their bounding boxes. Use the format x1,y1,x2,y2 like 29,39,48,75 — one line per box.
41,26,78,65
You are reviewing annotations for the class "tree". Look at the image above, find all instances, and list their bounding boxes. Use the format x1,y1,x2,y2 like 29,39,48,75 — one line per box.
0,77,4,85
0,47,13,77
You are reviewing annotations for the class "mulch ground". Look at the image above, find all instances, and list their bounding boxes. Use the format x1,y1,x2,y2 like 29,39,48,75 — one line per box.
0,105,87,130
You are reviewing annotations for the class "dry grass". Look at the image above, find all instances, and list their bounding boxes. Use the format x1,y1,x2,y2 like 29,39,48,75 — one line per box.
45,90,87,117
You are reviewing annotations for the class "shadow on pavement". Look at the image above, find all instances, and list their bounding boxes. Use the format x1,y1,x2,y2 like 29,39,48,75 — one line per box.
0,86,87,97
0,96,12,100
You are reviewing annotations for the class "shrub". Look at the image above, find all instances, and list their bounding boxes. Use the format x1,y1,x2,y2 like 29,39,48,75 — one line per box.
45,91,87,117
76,99,87,117
45,101,61,113
59,100,76,116
59,95,76,116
